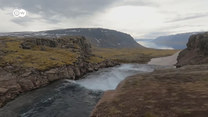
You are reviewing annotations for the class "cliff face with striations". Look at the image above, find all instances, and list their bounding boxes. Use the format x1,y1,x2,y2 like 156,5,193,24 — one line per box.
0,36,118,107
176,32,208,67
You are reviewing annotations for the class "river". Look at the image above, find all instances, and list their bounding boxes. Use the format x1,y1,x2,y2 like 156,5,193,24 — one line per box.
0,64,172,117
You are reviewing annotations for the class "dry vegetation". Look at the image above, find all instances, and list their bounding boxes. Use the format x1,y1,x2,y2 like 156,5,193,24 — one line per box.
87,56,105,64
0,37,178,71
92,47,178,63
0,38,78,70
92,65,208,117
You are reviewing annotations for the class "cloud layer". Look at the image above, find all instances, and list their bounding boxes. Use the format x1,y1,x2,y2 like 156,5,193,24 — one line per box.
0,0,208,38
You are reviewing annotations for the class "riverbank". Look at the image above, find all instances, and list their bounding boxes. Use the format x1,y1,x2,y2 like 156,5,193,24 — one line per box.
0,50,179,117
91,65,208,117
0,36,178,108
92,48,178,63
0,36,119,108
148,51,180,66
0,64,160,117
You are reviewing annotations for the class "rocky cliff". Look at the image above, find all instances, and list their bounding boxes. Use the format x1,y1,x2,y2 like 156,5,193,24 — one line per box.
0,36,118,107
176,32,208,67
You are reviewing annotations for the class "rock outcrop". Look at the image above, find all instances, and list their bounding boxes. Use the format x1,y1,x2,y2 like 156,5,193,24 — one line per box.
176,32,208,67
20,36,91,55
0,36,118,107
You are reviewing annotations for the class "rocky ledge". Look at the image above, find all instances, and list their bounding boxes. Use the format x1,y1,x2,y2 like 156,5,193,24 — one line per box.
176,32,208,67
0,36,118,107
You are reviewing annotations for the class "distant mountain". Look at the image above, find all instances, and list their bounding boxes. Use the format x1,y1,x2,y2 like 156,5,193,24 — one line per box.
0,28,143,48
152,32,201,49
136,39,173,49
135,39,154,42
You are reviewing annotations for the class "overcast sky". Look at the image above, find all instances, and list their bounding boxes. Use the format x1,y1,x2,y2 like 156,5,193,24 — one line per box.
0,0,208,38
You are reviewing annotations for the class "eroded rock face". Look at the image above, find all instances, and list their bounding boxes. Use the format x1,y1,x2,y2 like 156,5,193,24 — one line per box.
20,36,91,55
176,32,208,67
21,38,58,49
0,59,118,107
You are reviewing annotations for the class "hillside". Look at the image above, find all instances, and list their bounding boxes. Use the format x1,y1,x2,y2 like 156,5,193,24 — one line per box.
92,48,177,63
91,64,208,117
176,32,208,67
152,32,200,49
0,28,143,48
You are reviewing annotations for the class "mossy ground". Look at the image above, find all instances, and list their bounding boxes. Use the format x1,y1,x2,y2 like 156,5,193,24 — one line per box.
92,47,178,63
0,39,78,70
86,56,105,64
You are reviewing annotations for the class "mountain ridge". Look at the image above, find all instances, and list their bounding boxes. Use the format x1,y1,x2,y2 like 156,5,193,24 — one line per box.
0,28,144,48
152,32,201,49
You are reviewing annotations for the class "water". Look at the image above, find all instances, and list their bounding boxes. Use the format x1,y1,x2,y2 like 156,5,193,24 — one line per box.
0,80,102,117
137,40,174,49
0,64,169,117
77,64,155,90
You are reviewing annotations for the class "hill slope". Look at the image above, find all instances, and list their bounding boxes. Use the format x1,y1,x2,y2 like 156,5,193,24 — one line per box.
152,32,200,49
0,28,143,48
91,64,208,117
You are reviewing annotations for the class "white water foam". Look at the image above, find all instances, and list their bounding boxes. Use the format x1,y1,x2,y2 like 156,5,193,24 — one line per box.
76,64,155,91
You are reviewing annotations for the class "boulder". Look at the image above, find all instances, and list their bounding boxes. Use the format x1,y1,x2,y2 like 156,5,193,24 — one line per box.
18,79,34,91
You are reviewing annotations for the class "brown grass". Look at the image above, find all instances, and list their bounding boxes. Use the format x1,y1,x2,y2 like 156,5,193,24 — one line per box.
0,39,78,70
92,47,178,63
92,65,208,117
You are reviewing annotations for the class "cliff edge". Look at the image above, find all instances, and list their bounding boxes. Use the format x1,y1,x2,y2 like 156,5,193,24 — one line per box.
176,32,208,67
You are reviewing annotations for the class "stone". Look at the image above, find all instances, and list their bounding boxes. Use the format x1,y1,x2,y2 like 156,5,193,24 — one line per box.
0,88,8,95
18,79,34,91
74,67,81,78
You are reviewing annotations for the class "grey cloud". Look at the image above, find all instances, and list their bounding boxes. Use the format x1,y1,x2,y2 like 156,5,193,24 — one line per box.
142,23,206,38
166,12,208,23
118,0,158,7
11,16,40,26
0,0,119,24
